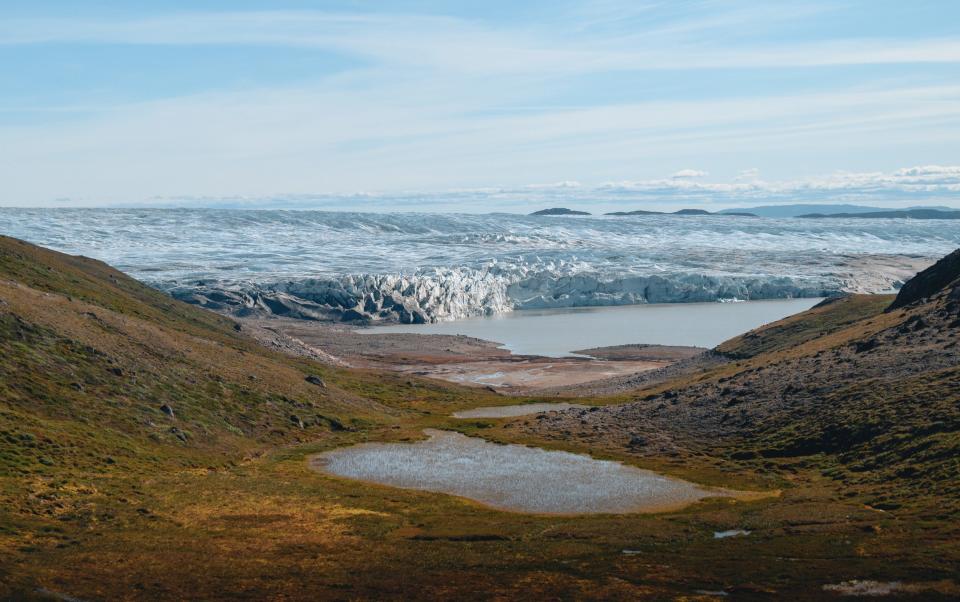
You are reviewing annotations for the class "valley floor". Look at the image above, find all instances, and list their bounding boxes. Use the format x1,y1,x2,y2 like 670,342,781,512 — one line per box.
2,236,959,600
239,315,709,394
5,400,958,600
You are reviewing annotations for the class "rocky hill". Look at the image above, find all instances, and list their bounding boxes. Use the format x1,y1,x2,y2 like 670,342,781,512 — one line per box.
0,236,500,599
889,248,960,309
529,207,591,216
523,251,960,513
800,208,960,219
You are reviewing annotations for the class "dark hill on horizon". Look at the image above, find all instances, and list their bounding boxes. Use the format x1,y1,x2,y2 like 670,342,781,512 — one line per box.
720,203,958,218
529,207,591,216
799,208,960,220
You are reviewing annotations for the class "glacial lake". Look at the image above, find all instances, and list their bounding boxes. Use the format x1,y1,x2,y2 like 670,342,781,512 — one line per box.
314,429,723,514
366,298,822,357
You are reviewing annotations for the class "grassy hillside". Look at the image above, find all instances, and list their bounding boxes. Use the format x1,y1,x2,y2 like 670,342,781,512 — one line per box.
716,294,894,359
521,271,960,514
2,236,959,600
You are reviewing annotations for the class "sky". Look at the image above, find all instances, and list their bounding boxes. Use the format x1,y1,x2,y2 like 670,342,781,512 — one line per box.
1,0,959,211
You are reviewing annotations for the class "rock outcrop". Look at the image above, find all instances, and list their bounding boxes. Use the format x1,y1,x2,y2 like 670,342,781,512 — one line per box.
888,248,960,310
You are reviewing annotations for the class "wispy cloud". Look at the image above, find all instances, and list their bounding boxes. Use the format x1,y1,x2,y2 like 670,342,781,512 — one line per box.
3,10,960,74
1,2,959,206
672,169,708,179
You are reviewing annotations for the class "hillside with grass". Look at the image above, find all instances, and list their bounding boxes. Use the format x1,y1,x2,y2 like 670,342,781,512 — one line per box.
2,235,959,600
524,255,960,514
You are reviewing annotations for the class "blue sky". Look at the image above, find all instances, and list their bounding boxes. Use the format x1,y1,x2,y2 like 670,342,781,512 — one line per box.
1,0,959,210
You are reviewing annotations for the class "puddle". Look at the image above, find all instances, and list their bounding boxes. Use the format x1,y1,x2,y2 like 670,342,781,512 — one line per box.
452,402,590,418
822,580,903,596
714,529,751,539
314,429,723,514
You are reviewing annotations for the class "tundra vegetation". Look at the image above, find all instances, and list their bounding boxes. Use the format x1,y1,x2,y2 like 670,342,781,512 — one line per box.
1,236,958,600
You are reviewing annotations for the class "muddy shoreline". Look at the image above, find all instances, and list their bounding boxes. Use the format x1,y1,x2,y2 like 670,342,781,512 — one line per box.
239,315,706,394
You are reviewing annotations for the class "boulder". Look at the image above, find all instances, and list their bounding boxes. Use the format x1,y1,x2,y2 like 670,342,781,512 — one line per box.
305,375,326,388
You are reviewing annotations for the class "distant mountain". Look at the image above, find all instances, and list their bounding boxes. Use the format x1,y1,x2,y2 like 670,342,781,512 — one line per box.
672,208,711,215
719,204,959,218
719,204,885,217
605,210,662,216
799,209,960,220
529,207,591,216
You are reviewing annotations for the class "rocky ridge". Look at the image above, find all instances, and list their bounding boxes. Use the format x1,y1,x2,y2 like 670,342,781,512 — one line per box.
519,248,960,511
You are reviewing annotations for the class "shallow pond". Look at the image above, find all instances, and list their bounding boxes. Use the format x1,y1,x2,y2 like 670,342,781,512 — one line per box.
365,298,822,357
452,402,589,418
314,429,722,514
714,529,751,539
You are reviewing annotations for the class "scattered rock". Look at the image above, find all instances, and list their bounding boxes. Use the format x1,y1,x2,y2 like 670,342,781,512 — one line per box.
109,367,123,376
305,375,326,388
319,415,348,431
160,404,175,418
340,309,368,323
822,580,902,597
289,414,305,429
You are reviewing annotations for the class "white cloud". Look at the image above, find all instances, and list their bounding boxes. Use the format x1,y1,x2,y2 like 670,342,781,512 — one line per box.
592,165,960,202
672,169,708,179
1,5,959,206
26,165,958,213
3,11,960,76
526,181,583,189
3,79,960,205
893,165,960,178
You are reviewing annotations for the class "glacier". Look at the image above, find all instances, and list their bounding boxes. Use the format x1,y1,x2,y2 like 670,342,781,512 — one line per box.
1,208,957,323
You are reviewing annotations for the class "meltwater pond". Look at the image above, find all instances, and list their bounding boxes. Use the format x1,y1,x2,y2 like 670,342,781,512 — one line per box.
367,298,821,357
314,430,722,514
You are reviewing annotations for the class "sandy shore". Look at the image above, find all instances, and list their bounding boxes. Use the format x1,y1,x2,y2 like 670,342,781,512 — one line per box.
239,316,705,394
